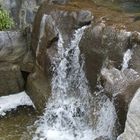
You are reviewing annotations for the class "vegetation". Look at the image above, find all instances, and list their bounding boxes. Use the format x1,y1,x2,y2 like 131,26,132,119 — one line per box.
0,7,14,30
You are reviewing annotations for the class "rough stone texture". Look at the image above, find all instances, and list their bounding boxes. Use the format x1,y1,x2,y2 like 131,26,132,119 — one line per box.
26,67,51,111
46,0,70,4
101,67,140,130
32,2,93,57
95,136,110,140
26,0,93,111
130,32,140,75
0,31,27,63
0,0,39,29
79,23,130,92
0,63,24,96
0,31,34,72
117,88,140,140
0,30,34,96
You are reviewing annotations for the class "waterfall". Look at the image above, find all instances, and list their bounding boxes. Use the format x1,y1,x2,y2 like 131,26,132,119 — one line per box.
122,49,133,71
32,26,117,140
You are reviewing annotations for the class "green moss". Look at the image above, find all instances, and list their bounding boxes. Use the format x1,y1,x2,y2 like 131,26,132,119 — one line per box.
0,7,14,30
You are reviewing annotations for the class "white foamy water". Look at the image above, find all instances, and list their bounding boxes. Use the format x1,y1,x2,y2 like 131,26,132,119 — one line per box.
32,26,117,140
0,91,34,116
122,49,133,71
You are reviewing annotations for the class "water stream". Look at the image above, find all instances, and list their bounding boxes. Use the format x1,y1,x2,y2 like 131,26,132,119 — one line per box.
32,26,117,140
122,49,133,71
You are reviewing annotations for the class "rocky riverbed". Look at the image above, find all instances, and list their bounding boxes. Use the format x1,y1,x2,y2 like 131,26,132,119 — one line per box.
0,0,140,140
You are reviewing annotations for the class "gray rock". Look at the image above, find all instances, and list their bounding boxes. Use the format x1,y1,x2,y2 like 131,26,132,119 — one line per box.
0,63,24,96
117,88,140,140
101,67,140,130
26,67,51,112
0,30,34,73
0,0,39,28
95,136,110,140
0,31,27,63
79,23,130,92
28,1,94,111
130,32,140,75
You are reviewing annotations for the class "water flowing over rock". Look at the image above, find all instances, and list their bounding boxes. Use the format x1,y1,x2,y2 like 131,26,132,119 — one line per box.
79,24,131,92
1,0,140,139
28,1,93,111
32,25,117,140
101,67,140,130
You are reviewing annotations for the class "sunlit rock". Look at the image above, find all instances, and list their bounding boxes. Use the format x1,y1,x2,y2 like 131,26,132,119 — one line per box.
117,88,140,140
101,67,140,131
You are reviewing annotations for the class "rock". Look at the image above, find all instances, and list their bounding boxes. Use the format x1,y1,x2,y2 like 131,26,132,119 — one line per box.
76,10,93,28
29,1,93,111
101,67,140,131
21,50,35,73
0,0,39,29
130,32,140,75
0,31,27,62
26,67,51,111
117,88,140,140
32,1,93,55
102,28,130,68
95,136,110,140
47,0,70,4
79,23,130,92
0,30,34,73
0,30,34,96
0,63,24,96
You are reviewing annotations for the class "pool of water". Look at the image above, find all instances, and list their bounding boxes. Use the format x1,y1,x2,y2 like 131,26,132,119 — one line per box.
0,107,37,140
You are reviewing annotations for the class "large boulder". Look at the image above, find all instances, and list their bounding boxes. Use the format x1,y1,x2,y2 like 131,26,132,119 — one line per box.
101,67,140,131
26,67,51,111
130,32,140,75
117,88,140,140
0,31,34,72
79,23,130,92
0,63,24,96
0,0,40,28
0,31,27,62
0,31,34,96
27,1,93,111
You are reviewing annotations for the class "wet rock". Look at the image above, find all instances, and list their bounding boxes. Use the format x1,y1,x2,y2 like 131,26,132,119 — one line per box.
79,23,130,92
130,32,140,75
35,14,58,71
0,63,24,96
101,67,140,131
117,88,140,140
32,1,93,56
28,1,93,111
26,67,51,111
103,28,130,68
95,136,110,140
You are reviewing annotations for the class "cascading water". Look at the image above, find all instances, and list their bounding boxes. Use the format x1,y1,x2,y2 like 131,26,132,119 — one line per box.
32,25,117,140
122,49,133,71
